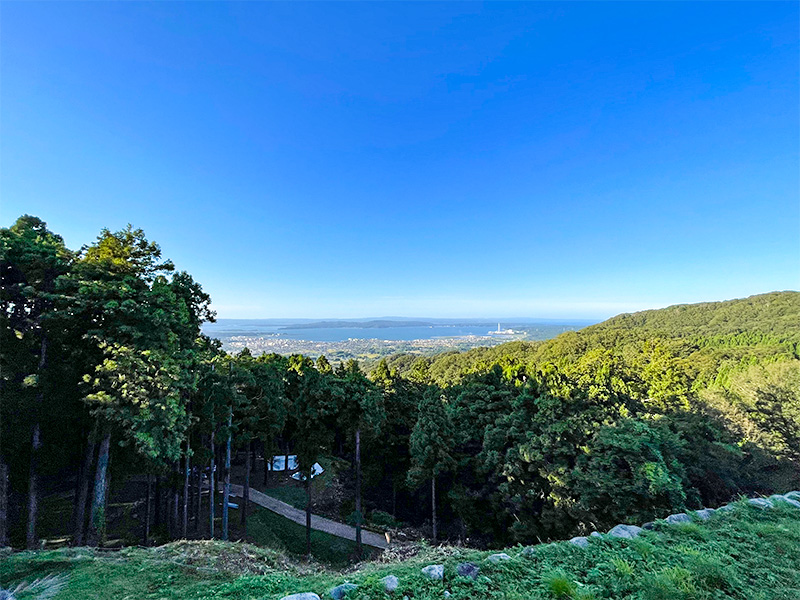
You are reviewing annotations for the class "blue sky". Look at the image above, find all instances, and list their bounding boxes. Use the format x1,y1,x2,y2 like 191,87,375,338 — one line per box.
2,2,798,319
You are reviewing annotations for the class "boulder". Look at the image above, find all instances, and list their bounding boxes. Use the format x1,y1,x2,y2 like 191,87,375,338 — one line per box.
590,532,602,538
521,546,537,558
694,508,715,520
784,491,800,501
444,592,451,598
569,536,589,548
607,524,643,540
486,553,511,563
665,513,691,525
281,594,320,600
747,498,773,509
642,522,656,530
381,575,399,593
717,504,735,513
771,495,800,509
422,565,444,580
456,562,480,579
329,583,358,600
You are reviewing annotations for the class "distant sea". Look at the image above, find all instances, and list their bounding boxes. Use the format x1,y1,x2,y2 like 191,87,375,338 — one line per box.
202,319,595,343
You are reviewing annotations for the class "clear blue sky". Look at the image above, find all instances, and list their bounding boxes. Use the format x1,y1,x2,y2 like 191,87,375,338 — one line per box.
2,2,798,319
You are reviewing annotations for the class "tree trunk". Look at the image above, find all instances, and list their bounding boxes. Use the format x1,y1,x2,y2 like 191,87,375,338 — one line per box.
241,440,251,535
0,460,8,547
182,439,190,538
171,464,179,539
222,408,232,541
72,423,97,546
431,475,437,543
209,427,215,538
154,476,162,528
26,332,47,550
195,465,201,532
87,426,111,547
263,443,270,486
285,442,290,474
355,427,362,557
392,478,397,518
305,476,312,558
144,474,152,546
25,421,41,549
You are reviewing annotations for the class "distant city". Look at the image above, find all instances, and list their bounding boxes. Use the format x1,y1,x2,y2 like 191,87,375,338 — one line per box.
202,318,595,361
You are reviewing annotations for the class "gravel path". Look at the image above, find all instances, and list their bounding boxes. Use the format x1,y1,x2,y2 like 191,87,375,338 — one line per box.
227,483,390,549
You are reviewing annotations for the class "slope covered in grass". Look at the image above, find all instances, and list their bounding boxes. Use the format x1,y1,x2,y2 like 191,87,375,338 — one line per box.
2,500,798,600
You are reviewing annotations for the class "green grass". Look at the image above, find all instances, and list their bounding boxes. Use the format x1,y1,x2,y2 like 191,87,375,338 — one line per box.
2,501,799,600
260,486,309,511
235,504,378,567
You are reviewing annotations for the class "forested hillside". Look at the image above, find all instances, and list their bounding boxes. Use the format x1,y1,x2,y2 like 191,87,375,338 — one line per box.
1,215,798,564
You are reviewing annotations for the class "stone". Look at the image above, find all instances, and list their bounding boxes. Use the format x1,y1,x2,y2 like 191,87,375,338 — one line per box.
569,536,589,548
747,498,773,509
717,504,735,512
771,495,800,509
422,564,444,580
642,522,655,530
590,531,602,538
694,508,715,521
486,553,511,563
665,513,691,525
784,491,800,501
456,562,480,579
444,592,451,598
382,575,399,593
607,524,644,540
329,583,358,600
281,594,320,600
521,546,538,557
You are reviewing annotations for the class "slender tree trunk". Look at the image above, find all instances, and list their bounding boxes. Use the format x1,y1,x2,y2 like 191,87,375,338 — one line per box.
182,439,190,538
355,427,362,557
195,465,201,532
25,421,41,550
171,463,179,539
391,479,397,518
285,442,290,474
209,427,216,538
74,423,98,546
0,460,8,547
144,474,152,546
241,440,251,535
222,408,232,541
305,475,312,558
87,426,111,547
154,476,162,528
431,475,437,543
26,333,47,550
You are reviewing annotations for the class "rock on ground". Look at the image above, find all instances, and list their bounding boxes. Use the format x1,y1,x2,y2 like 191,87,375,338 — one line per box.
422,565,444,580
281,594,320,600
382,575,399,593
665,513,691,525
694,509,715,520
328,583,358,600
456,562,480,579
569,536,589,548
748,498,773,509
486,553,511,563
608,524,644,539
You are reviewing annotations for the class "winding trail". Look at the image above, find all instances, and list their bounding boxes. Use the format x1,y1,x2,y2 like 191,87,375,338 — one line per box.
227,483,390,549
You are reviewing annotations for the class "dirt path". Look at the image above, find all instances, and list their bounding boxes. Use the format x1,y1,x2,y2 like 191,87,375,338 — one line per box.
227,483,390,549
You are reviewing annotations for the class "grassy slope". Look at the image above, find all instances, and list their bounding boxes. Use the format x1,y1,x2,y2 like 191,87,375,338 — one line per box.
2,500,798,600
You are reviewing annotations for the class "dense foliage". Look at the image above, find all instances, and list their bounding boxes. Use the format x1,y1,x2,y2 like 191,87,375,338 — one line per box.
1,214,798,559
